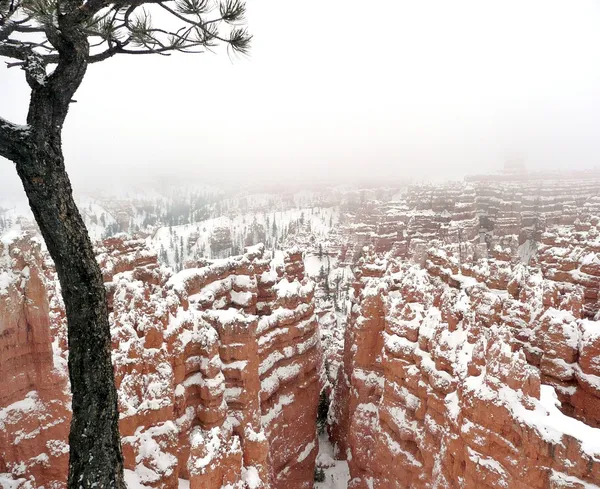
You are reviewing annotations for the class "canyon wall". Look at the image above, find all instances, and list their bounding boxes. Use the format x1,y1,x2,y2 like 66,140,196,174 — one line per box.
330,243,600,488
0,232,70,489
340,176,600,270
4,173,600,489
1,234,322,489
330,175,600,489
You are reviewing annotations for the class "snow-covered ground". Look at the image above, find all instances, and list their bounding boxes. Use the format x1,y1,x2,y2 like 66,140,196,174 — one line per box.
150,206,339,268
314,433,349,489
304,254,332,277
123,470,190,489
518,239,537,264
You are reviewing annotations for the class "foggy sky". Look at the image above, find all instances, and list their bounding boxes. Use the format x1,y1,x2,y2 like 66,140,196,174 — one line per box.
2,0,600,196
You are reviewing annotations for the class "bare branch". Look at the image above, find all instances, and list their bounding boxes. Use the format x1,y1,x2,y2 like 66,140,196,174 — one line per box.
0,40,50,86
13,24,45,32
88,38,206,62
0,115,30,163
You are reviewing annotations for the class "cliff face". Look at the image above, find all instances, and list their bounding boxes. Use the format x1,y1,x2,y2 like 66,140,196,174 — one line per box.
1,235,322,489
4,175,600,489
339,175,600,263
0,232,71,489
326,175,600,488
329,245,600,489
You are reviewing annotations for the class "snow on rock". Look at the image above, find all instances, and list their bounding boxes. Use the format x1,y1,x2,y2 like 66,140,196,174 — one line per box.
330,246,600,489
0,230,70,489
7,175,600,489
1,233,322,489
314,433,350,489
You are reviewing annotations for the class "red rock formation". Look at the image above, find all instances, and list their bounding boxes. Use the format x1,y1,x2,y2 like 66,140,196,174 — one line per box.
330,257,600,489
1,236,322,489
6,173,600,489
113,240,322,489
338,175,600,267
0,232,70,489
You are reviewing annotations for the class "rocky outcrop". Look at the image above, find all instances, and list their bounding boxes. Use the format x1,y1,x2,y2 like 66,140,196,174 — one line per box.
5,172,600,489
0,232,70,489
339,173,600,265
537,221,600,318
1,235,322,489
330,255,600,489
327,175,600,489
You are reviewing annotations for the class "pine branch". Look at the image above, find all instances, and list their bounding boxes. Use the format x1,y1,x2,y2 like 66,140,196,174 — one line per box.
1,0,251,79
158,1,251,53
175,0,209,17
228,25,250,54
219,0,245,23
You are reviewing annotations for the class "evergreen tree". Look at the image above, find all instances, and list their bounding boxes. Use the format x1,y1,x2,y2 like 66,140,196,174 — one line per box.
316,389,330,435
159,245,168,263
174,245,180,270
319,265,326,282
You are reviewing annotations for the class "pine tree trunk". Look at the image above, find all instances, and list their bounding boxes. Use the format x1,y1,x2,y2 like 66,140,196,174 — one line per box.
0,14,126,489
15,137,126,489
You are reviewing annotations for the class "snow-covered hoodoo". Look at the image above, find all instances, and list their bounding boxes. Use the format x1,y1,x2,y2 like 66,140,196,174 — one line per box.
3,173,600,489
1,234,322,489
329,252,600,488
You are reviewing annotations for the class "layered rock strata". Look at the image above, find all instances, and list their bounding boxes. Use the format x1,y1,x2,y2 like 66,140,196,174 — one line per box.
0,234,322,489
330,251,600,489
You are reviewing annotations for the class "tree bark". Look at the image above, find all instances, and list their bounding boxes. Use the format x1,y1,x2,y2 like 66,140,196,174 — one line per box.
15,137,126,489
4,20,127,489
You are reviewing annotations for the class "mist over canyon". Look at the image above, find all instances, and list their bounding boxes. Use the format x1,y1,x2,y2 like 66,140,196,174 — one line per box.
2,169,600,489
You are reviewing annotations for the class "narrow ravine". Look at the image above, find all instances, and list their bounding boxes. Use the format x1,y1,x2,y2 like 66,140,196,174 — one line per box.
314,433,349,489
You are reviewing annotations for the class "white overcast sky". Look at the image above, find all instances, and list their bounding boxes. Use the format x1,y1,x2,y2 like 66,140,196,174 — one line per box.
2,0,600,194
